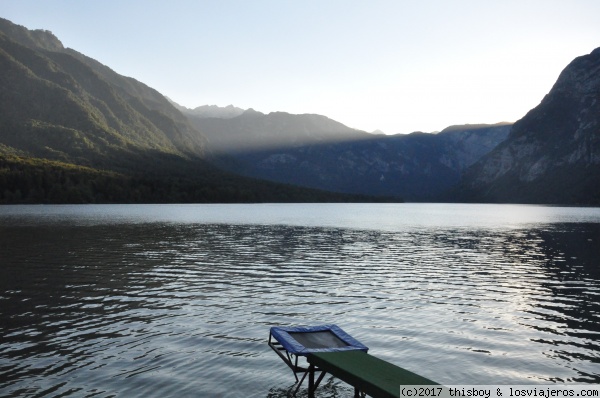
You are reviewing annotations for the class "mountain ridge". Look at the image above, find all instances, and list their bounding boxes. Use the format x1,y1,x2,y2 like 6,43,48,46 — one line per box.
173,102,245,119
453,47,600,204
184,105,370,154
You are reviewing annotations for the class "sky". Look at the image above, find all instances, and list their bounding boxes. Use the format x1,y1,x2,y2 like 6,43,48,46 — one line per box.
2,0,600,134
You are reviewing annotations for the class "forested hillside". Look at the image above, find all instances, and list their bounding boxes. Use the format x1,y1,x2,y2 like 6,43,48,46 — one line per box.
0,154,384,204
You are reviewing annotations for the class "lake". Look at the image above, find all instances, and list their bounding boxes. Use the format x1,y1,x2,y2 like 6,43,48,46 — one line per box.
1,203,599,397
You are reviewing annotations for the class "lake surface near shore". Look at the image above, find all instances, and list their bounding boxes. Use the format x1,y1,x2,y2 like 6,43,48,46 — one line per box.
1,203,599,397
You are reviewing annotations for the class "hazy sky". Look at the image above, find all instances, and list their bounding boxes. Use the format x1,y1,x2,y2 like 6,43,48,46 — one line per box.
3,0,600,134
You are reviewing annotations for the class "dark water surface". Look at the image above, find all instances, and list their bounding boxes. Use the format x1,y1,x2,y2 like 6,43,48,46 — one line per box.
1,204,599,397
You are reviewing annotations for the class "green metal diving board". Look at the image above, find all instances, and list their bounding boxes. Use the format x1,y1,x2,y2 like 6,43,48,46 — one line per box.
307,350,438,398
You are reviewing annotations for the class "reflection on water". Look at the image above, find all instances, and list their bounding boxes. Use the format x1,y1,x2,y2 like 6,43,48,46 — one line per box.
0,204,599,397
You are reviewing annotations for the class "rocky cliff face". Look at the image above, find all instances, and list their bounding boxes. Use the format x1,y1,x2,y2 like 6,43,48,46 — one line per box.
455,48,600,204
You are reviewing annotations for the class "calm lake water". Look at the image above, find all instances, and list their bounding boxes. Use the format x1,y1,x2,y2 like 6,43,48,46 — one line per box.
1,203,599,397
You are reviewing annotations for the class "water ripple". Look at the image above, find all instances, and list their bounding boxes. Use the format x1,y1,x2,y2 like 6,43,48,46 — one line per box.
1,208,600,396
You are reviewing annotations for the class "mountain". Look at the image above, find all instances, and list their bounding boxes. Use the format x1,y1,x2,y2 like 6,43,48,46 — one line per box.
0,18,206,167
454,47,600,204
185,105,510,200
184,107,370,154
174,103,245,119
0,18,380,203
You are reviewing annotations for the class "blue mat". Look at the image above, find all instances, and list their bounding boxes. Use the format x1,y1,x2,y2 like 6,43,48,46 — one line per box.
269,324,368,356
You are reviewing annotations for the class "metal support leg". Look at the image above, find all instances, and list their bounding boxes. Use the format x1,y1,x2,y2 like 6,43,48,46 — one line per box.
292,371,308,396
308,363,315,398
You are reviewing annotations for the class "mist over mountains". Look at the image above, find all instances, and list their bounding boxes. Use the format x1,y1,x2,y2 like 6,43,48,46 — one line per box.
0,17,598,204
